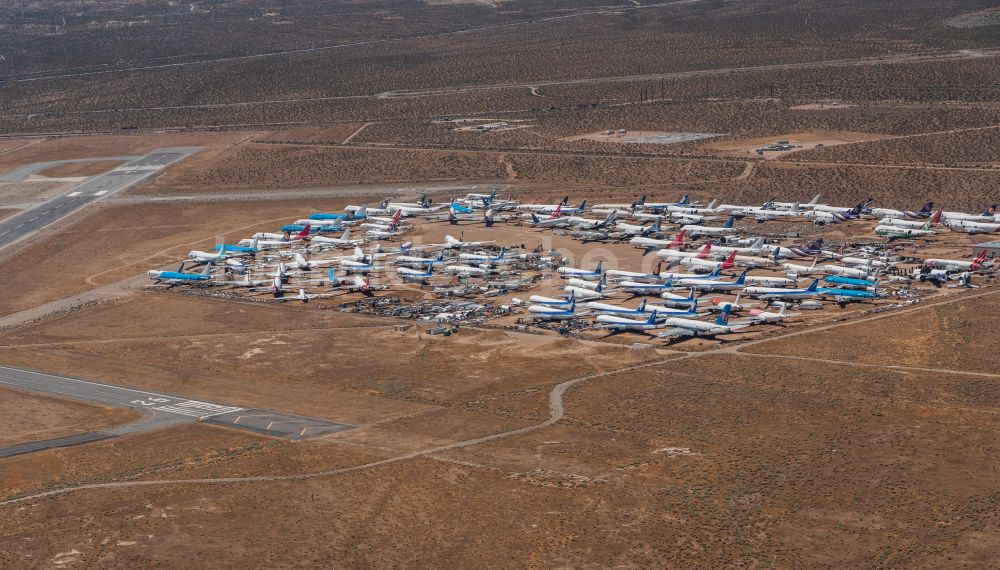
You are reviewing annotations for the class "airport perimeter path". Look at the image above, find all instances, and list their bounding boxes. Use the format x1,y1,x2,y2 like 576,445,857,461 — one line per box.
3,283,999,506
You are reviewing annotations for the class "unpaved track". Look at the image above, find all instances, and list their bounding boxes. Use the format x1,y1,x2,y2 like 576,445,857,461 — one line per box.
4,284,998,507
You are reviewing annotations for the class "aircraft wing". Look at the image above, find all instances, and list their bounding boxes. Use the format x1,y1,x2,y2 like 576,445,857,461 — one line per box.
657,327,697,339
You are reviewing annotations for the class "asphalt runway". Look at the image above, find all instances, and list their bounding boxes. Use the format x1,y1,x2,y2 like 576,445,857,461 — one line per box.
0,156,139,182
0,365,352,458
0,147,201,252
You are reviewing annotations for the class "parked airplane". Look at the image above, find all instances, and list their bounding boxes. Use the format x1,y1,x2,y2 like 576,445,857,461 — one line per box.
748,304,797,323
596,310,662,331
879,210,941,229
870,201,935,220
658,306,752,339
565,279,608,299
148,263,212,284
676,270,746,291
459,248,508,266
528,300,577,320
743,279,821,300
946,219,1000,234
312,229,360,247
679,251,738,272
874,220,933,238
189,245,231,265
923,251,988,272
443,234,496,249
657,242,713,261
395,251,446,267
941,203,996,223
616,219,662,237
396,265,436,283
586,299,648,317
557,261,603,281
630,230,685,252
681,216,736,237
529,290,576,308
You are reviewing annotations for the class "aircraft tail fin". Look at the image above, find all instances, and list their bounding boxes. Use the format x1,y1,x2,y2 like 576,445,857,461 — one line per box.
678,194,689,205
808,194,821,206
638,299,647,312
806,278,819,292
531,213,541,224
723,216,735,229
984,203,997,217
716,305,731,326
735,270,747,285
200,264,212,276
706,198,718,209
722,251,737,268
646,311,658,325
594,261,603,275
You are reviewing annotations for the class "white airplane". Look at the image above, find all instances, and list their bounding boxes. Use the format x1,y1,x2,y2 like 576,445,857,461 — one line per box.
679,251,738,272
527,210,571,228
742,279,821,300
947,219,1000,235
565,280,607,300
819,264,874,279
616,218,661,237
676,270,746,291
618,278,676,295
286,252,339,272
681,216,736,237
605,262,667,283
771,194,821,211
586,299,647,317
880,210,941,229
923,250,988,272
528,300,577,321
870,201,935,220
395,251,446,267
565,211,617,230
458,249,508,266
311,229,360,247
557,261,603,281
708,292,754,313
707,237,766,257
327,269,371,291
444,264,493,277
565,276,604,290
595,311,662,331
396,265,436,283
748,304,798,323
941,204,996,223
339,258,384,273
839,256,890,269
529,290,576,308
874,221,934,238
781,256,820,275
443,234,496,249
743,274,797,287
188,245,231,265
658,306,752,339
657,242,714,261
630,230,686,252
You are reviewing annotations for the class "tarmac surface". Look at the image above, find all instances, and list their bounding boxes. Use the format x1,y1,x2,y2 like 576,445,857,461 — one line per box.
0,147,201,252
0,156,138,182
0,365,352,458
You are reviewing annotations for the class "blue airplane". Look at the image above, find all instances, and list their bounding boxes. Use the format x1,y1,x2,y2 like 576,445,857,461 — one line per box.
148,263,212,284
823,275,877,289
450,200,473,214
214,239,258,254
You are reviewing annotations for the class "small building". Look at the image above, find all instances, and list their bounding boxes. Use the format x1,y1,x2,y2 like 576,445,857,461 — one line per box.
974,242,1000,258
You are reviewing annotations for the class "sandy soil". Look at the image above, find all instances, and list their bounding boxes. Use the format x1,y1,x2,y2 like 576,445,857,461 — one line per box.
702,131,889,158
0,387,140,447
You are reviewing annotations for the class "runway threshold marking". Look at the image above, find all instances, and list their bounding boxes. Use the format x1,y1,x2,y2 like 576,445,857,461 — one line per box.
152,400,243,419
